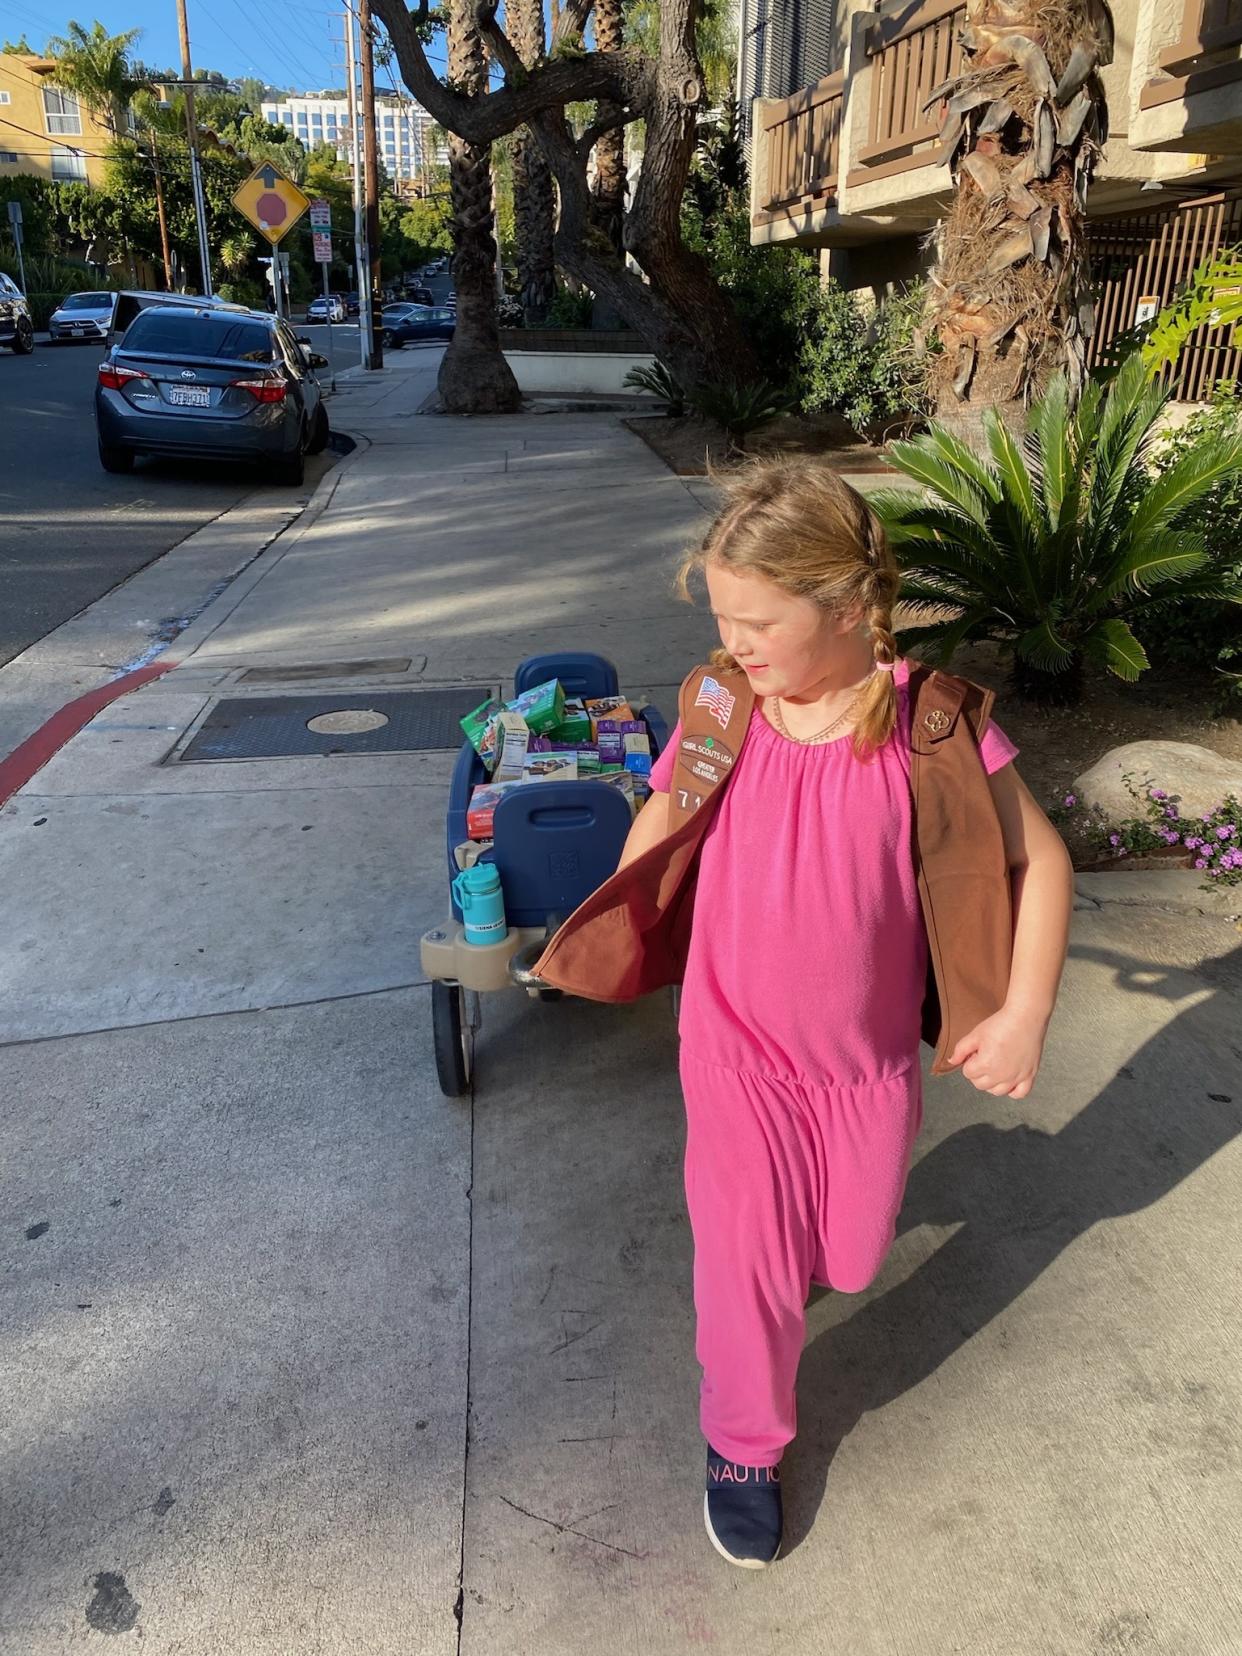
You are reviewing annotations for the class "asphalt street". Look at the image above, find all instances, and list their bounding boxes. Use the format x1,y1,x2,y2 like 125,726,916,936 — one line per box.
0,322,352,670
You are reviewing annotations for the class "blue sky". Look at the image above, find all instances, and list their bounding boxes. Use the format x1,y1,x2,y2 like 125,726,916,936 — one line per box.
1,0,448,93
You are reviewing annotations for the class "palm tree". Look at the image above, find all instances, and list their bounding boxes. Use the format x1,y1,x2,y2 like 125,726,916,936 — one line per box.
45,23,175,288
922,0,1114,432
507,0,556,325
438,0,521,411
45,21,147,137
870,354,1242,703
590,0,626,260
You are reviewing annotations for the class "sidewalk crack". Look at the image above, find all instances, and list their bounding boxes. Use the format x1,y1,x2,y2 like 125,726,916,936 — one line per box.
455,1053,476,1654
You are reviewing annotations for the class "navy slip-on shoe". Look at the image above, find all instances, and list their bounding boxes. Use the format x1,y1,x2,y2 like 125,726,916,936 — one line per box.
704,1445,783,1568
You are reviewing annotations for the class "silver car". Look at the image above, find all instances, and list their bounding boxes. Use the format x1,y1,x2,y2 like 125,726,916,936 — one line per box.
49,290,114,343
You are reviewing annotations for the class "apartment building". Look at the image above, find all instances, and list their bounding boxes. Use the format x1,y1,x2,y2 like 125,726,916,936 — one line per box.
261,91,444,193
0,54,113,188
742,0,1242,397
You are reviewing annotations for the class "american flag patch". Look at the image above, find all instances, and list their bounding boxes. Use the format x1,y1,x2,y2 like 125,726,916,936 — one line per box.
694,675,736,730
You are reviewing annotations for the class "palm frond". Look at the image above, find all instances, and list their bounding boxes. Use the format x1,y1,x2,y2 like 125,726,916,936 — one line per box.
1090,530,1208,607
1015,618,1076,672
884,438,995,530
1081,618,1149,681
1128,433,1242,542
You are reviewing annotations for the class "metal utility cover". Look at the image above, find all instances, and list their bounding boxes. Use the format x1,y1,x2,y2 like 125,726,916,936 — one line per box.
177,687,495,762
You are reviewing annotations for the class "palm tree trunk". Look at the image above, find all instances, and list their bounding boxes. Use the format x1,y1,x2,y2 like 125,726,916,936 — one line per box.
591,0,626,259
925,0,1113,433
438,0,522,412
508,0,556,327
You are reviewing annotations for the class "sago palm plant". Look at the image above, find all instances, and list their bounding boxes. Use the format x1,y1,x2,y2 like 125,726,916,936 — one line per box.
870,353,1242,703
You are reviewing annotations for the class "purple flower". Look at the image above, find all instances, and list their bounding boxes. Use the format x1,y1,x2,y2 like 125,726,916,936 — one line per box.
1161,829,1180,844
1185,836,1203,849
1150,788,1167,800
1195,857,1208,868
1109,833,1121,847
1217,824,1237,839
1162,805,1179,820
1063,792,1078,807
1118,846,1129,857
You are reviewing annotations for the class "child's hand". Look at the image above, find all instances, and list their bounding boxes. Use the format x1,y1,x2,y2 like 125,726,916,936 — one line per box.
946,1006,1047,1099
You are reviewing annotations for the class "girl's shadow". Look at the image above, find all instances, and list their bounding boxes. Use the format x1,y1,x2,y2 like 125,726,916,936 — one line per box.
785,940,1242,1552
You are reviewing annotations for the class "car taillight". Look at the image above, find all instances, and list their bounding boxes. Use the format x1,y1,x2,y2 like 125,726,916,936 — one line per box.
98,362,147,390
230,377,287,404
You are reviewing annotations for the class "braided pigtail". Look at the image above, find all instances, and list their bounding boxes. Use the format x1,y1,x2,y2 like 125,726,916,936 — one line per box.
850,504,901,762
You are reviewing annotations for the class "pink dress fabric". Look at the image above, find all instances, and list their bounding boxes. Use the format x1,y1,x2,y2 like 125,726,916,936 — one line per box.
649,659,1017,1465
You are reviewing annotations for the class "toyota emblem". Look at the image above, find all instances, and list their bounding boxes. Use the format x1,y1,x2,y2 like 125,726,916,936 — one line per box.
180,369,197,379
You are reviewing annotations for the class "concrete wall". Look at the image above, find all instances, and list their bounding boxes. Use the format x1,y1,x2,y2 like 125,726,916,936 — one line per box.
501,351,657,396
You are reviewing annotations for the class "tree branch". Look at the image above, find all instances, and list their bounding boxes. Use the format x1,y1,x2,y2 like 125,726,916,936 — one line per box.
371,0,628,143
576,109,633,162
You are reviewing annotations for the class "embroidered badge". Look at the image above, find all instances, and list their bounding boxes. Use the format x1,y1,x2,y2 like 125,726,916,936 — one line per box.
680,734,735,787
694,675,736,731
923,708,951,734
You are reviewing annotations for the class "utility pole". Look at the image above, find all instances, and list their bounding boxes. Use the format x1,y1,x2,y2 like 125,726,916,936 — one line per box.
174,0,214,297
358,0,384,368
150,140,174,290
345,9,374,368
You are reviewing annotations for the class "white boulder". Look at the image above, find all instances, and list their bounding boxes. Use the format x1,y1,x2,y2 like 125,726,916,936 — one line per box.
1074,741,1242,821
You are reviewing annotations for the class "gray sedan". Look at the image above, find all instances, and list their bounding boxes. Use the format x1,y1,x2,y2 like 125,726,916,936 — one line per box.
50,290,114,343
95,305,330,486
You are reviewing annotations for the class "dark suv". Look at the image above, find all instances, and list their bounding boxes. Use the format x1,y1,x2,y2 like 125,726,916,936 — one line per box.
95,306,330,485
0,272,34,354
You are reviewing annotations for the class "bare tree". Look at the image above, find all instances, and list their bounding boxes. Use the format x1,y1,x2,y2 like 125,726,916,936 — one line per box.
508,0,557,326
372,0,758,393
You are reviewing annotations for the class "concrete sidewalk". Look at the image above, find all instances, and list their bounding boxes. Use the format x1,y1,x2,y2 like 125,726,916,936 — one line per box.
2,350,1240,1655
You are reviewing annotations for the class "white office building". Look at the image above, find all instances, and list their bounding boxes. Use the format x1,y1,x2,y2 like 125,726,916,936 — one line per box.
261,91,444,188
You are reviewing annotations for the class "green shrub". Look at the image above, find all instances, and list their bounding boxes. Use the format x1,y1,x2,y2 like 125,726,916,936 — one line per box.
624,359,687,415
1130,387,1242,709
689,377,795,447
534,284,594,330
871,354,1242,703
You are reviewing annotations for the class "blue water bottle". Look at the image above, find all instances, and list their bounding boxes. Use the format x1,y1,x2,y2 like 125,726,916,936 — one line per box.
453,863,509,946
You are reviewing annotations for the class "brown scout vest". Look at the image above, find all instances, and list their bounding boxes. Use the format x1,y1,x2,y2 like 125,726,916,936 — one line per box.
534,663,1012,1076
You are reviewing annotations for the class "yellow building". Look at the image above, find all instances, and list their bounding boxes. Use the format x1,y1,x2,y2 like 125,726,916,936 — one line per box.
0,54,113,188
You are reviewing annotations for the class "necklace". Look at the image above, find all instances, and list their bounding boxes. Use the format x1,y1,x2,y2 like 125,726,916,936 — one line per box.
768,668,878,745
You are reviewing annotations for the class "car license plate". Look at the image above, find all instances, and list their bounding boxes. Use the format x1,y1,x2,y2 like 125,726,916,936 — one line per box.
168,386,210,407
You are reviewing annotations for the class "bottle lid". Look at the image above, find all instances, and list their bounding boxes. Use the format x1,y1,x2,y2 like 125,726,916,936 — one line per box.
460,862,501,893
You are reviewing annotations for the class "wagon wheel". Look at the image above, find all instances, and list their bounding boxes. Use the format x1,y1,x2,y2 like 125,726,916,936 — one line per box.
432,982,479,1097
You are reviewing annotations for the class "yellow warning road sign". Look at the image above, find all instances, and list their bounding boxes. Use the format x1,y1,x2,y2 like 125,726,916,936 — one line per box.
232,162,311,245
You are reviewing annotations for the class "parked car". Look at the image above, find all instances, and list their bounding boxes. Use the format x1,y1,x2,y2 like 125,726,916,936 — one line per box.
307,294,346,323
384,306,455,348
95,305,330,486
344,291,361,316
49,290,115,343
401,282,434,307
381,302,424,327
0,272,34,354
445,291,457,312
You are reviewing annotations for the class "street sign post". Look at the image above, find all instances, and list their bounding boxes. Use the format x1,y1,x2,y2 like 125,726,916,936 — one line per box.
232,162,311,246
309,200,336,389
6,199,26,295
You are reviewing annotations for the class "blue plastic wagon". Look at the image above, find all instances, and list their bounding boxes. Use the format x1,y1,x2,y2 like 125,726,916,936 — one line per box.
420,651,669,1096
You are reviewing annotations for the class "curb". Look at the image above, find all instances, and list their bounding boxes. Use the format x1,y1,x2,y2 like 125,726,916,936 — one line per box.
0,662,176,809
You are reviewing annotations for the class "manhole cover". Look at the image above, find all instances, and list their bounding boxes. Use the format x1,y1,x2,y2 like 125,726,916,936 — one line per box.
306,709,390,734
176,687,496,762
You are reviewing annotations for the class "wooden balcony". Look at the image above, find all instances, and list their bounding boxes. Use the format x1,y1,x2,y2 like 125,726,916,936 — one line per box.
1137,0,1242,145
755,71,845,223
850,0,965,184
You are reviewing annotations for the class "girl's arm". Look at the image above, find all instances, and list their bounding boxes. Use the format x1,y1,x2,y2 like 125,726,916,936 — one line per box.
946,764,1075,1098
616,788,671,871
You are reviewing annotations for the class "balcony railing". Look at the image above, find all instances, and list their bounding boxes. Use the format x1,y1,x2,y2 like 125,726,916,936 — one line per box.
854,0,965,180
759,71,845,215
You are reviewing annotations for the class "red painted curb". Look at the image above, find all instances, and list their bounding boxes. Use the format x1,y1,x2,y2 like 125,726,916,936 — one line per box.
0,660,177,810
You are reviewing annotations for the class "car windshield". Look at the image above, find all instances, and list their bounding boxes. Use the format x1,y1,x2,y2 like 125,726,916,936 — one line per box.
122,310,274,362
62,292,111,311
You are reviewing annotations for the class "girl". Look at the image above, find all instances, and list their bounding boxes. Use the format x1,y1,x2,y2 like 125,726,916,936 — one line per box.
619,458,1073,1568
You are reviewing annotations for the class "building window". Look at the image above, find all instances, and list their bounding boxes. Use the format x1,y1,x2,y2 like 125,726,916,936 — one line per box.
282,112,293,125
51,144,88,181
0,90,11,105
43,86,83,135
0,150,17,162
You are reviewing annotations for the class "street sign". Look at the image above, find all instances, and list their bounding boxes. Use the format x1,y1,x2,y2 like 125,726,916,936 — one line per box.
312,231,333,263
232,162,311,245
309,198,331,230
6,200,21,227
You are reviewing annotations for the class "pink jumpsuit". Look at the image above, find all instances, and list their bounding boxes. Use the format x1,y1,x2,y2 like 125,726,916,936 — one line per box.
648,661,1017,1466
